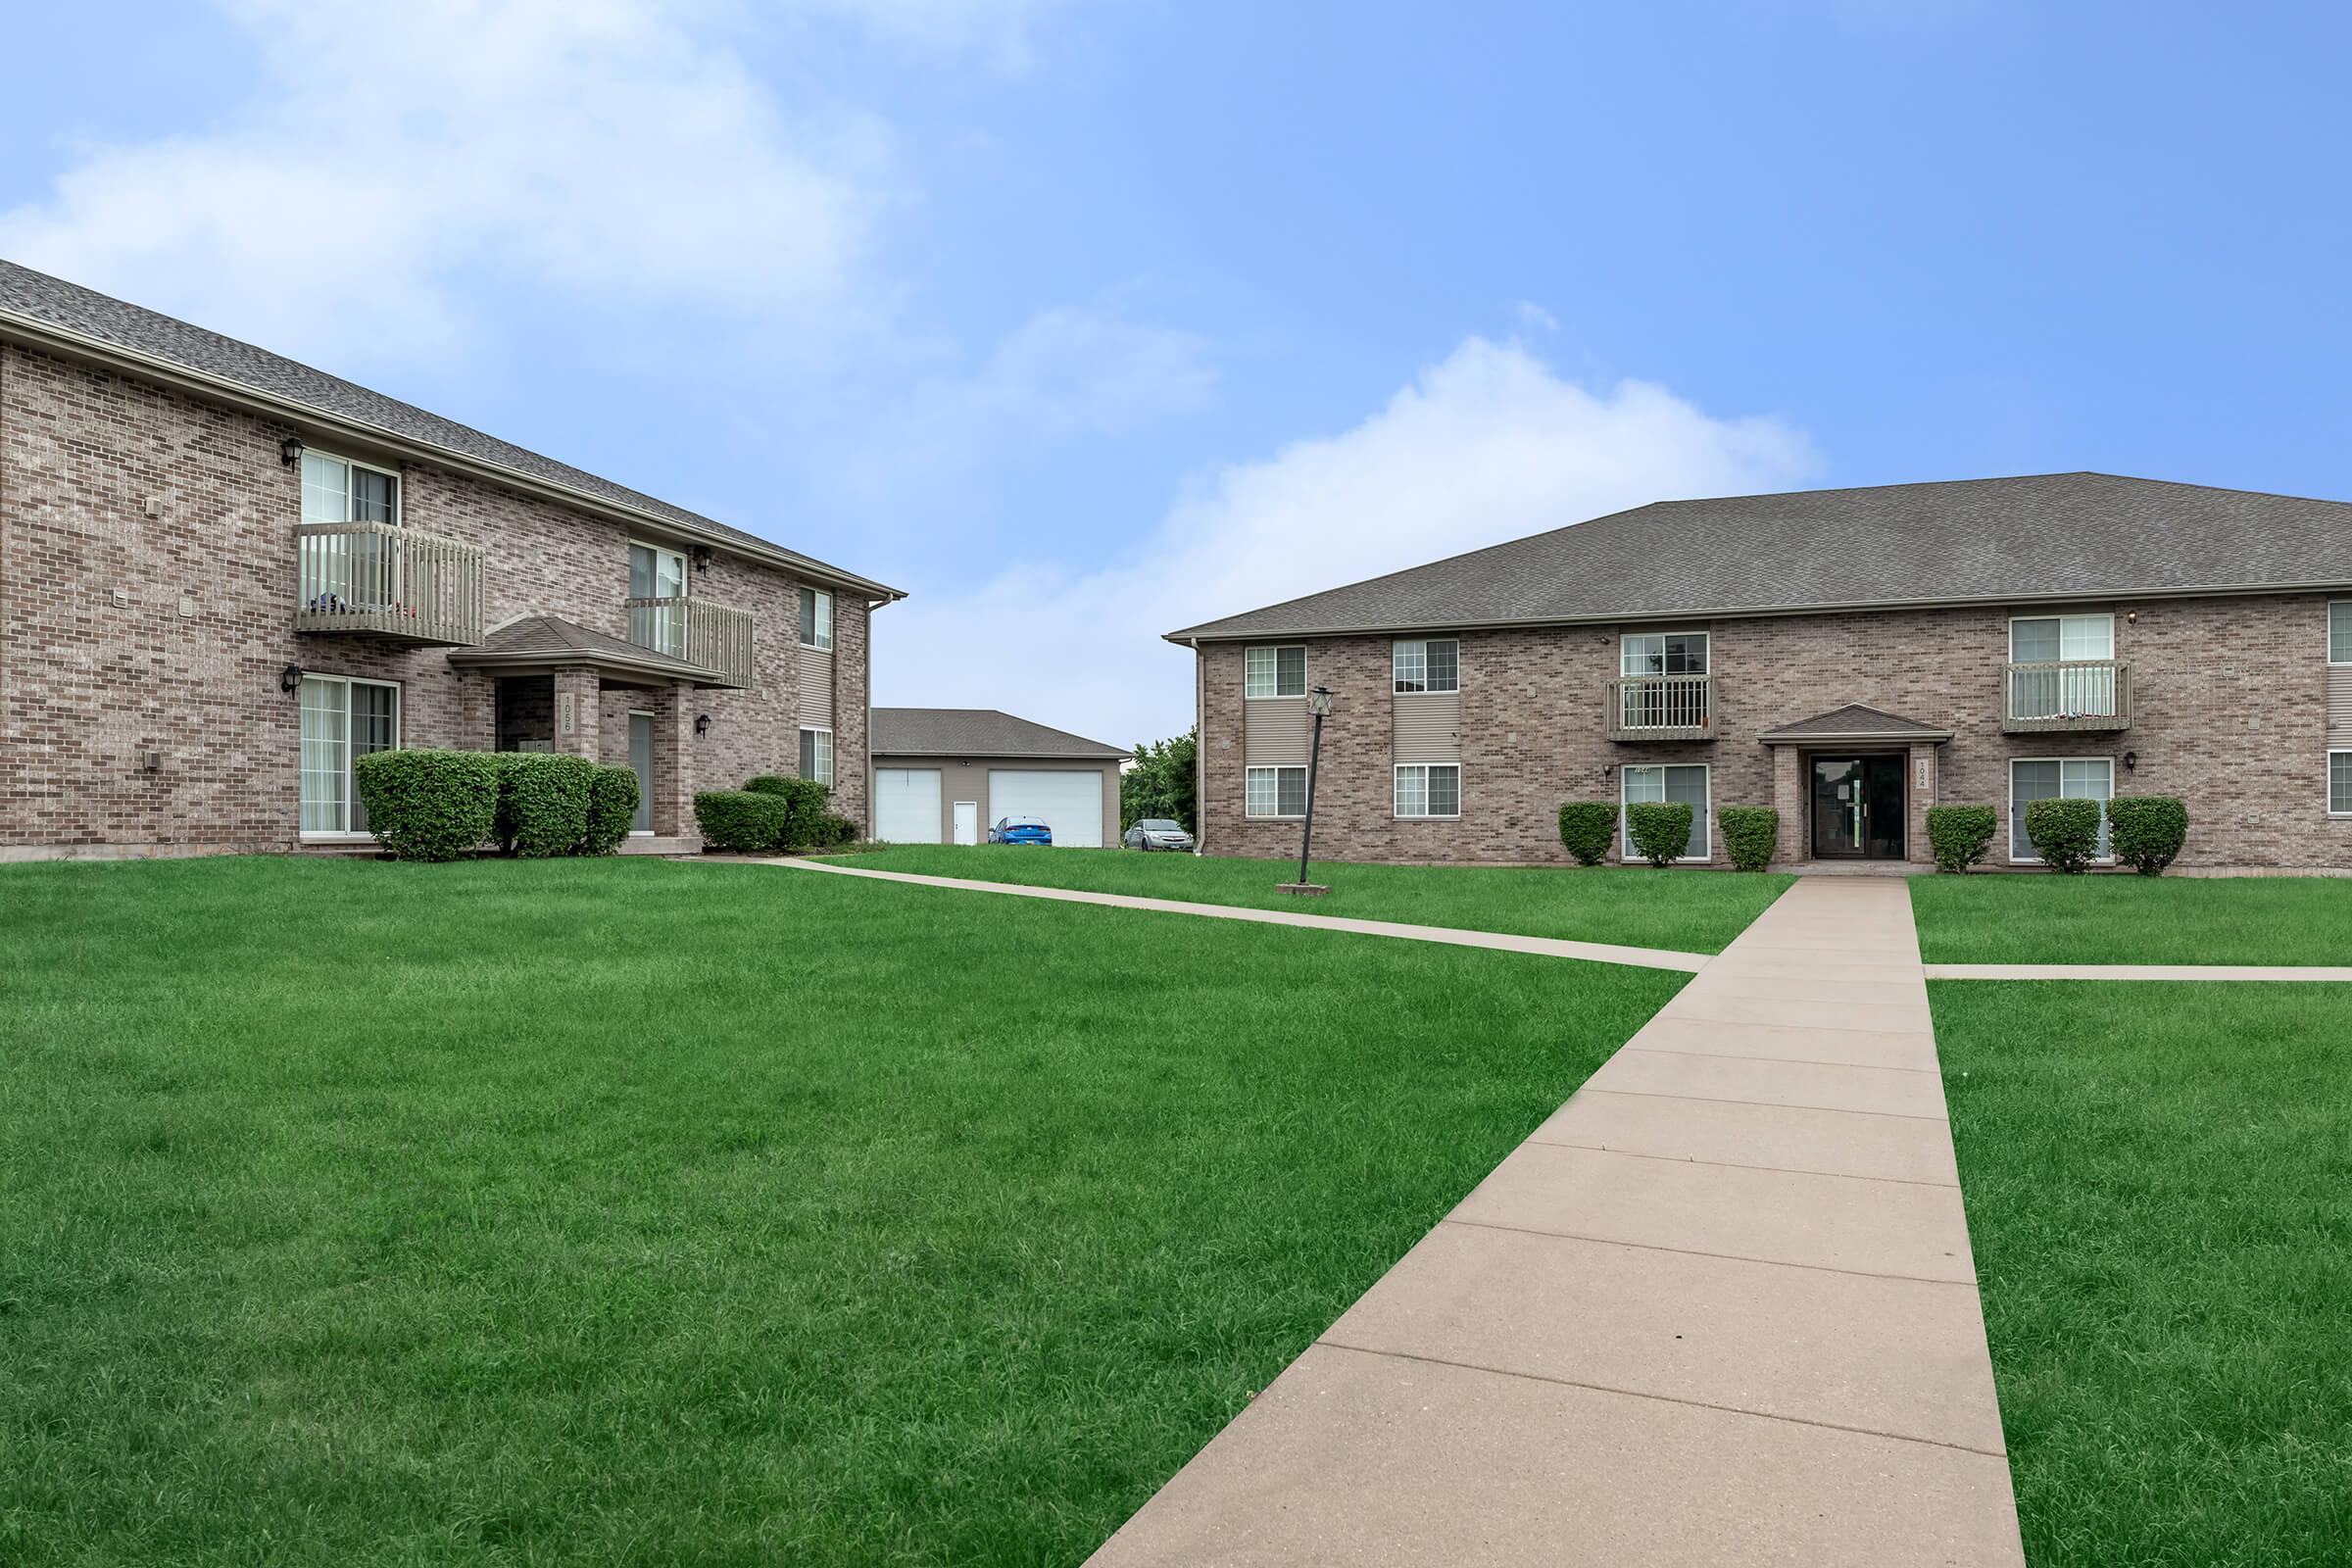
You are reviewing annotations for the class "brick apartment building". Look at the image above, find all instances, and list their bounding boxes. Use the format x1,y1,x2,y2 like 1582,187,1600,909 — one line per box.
1170,474,2352,871
0,260,902,859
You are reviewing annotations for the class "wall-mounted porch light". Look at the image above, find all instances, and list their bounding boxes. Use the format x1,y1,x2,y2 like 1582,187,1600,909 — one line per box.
691,546,714,571
694,712,712,736
280,435,306,468
279,663,305,695
2123,750,2138,772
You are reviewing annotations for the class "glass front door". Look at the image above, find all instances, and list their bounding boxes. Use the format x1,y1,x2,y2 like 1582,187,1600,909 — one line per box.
1810,755,1905,858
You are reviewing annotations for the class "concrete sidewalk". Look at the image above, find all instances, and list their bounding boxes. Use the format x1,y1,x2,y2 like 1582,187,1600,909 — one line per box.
1087,878,2025,1567
1927,961,2352,982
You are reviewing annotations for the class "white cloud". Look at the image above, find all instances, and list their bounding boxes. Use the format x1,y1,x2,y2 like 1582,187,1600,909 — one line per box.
0,0,896,368
873,335,1819,746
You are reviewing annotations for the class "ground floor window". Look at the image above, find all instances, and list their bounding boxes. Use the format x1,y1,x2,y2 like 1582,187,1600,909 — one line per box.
300,675,399,834
2010,758,2112,860
1621,763,1709,860
2331,750,2352,815
800,727,834,786
1394,763,1460,818
1246,765,1306,818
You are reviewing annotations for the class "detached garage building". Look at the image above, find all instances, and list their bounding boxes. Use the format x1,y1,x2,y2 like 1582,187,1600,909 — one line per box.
869,709,1130,847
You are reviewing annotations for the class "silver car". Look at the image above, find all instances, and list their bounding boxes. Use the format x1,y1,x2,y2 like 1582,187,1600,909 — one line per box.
1123,818,1196,852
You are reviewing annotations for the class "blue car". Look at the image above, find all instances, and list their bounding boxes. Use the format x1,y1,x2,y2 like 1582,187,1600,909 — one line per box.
990,815,1054,846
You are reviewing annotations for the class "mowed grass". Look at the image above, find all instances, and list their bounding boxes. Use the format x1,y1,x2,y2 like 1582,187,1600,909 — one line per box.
1911,873,2352,965
829,844,1790,954
1931,981,2352,1567
0,857,1681,1567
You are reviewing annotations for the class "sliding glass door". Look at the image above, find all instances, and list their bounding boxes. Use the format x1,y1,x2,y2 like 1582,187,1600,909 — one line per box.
300,675,400,835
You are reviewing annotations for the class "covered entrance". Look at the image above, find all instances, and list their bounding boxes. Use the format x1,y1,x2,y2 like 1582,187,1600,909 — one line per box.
1810,755,1906,859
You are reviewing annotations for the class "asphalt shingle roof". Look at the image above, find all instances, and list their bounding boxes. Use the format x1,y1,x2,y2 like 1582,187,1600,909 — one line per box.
0,258,899,598
1757,704,1955,742
1167,473,2352,641
870,708,1129,760
449,613,722,682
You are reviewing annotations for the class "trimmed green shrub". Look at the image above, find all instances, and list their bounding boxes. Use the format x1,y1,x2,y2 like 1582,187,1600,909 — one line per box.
354,749,499,861
497,752,596,858
694,790,788,854
581,764,641,856
1625,801,1695,868
812,811,858,847
1925,804,1998,873
1717,806,1778,871
1556,801,1617,866
2024,796,2104,874
2107,795,2187,876
745,773,834,850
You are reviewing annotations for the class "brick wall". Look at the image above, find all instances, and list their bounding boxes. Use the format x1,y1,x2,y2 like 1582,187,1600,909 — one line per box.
0,342,874,855
1197,598,2352,871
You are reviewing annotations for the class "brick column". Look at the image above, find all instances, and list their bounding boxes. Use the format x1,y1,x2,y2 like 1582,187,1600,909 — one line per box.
552,668,601,760
1770,746,1805,863
654,681,698,838
1907,743,1938,864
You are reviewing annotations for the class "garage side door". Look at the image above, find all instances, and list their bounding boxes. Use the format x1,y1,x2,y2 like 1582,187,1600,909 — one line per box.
874,768,943,843
988,769,1102,848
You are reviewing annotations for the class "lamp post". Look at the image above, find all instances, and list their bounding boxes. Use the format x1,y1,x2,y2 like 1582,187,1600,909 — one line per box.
1285,685,1334,894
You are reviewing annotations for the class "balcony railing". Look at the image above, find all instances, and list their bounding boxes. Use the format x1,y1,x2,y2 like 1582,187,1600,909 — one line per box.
2004,659,2132,732
294,521,485,646
1606,673,1715,741
626,595,755,688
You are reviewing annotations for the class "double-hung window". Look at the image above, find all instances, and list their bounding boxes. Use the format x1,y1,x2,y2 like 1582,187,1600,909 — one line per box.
299,451,401,612
1395,763,1460,818
300,674,399,835
2008,614,2118,720
628,543,689,657
801,587,834,651
800,727,834,786
2009,758,2113,861
2330,751,2351,815
2330,602,2351,664
1392,639,1459,694
1245,645,1306,698
1621,763,1709,860
1246,765,1306,817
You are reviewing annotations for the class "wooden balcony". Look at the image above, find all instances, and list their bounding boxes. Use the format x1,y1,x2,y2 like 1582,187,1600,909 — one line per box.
2004,659,2132,732
626,595,755,689
293,522,485,646
1606,673,1715,741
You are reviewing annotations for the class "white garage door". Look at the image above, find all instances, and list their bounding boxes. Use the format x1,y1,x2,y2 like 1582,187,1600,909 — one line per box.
874,768,943,843
989,769,1103,848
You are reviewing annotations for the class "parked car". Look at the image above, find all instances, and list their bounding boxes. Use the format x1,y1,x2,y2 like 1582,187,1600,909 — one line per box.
990,816,1054,846
1123,818,1196,852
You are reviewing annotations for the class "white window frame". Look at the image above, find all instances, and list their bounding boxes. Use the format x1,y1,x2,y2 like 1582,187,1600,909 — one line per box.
800,726,834,786
801,586,834,652
2008,612,2115,662
629,540,690,597
1619,629,1709,677
299,449,403,526
2007,756,2115,864
1392,638,1460,695
1619,763,1711,862
2329,601,2351,665
298,674,401,840
1393,762,1461,819
1245,645,1306,700
1245,764,1306,818
2329,749,2352,817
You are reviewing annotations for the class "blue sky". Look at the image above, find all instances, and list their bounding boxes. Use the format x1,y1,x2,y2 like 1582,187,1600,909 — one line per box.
5,1,2347,744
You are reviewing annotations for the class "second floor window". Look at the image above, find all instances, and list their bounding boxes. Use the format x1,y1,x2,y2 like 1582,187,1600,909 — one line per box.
801,587,834,651
301,452,398,525
2330,602,2350,664
1622,630,1708,677
1246,645,1305,698
1393,639,1459,693
2010,613,2112,663
629,543,687,600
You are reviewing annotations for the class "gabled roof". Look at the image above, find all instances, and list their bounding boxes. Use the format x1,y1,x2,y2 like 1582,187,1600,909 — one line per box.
1758,704,1955,744
446,613,730,687
1165,472,2352,642
870,708,1130,760
0,258,903,602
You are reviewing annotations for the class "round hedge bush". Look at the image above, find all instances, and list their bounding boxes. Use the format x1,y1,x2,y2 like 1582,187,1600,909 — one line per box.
694,790,789,853
2024,796,2104,874
496,752,597,858
1625,801,1695,868
354,749,500,861
1556,801,1616,866
581,764,641,856
1925,804,1998,873
2107,795,2187,875
1717,805,1778,871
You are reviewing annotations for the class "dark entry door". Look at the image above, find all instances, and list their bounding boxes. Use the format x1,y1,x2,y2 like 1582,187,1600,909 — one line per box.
1811,756,1906,858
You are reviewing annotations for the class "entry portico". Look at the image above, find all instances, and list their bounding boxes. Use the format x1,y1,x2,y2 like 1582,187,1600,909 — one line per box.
1759,705,1953,866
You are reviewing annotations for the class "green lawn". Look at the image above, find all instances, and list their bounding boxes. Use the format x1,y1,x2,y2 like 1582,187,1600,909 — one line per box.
1911,873,2352,965
1931,981,2352,1567
0,857,1680,1567
827,844,1790,954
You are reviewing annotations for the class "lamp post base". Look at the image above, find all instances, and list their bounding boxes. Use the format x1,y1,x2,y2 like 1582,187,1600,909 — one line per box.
1274,881,1330,897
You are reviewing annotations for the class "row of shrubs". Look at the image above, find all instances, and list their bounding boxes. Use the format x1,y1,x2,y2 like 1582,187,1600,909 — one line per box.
1557,794,2191,875
1928,795,2186,875
692,775,858,854
354,749,640,862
